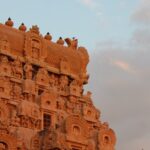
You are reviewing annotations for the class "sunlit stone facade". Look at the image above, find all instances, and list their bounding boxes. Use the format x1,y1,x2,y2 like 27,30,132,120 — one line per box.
0,18,116,150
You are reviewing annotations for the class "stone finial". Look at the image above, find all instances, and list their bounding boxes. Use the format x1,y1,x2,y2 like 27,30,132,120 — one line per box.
5,17,14,27
44,32,52,41
19,23,27,32
65,37,78,49
56,37,64,45
30,25,40,34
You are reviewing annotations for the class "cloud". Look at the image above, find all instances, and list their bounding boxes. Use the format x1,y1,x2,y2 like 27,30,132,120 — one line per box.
87,31,150,149
111,60,132,73
85,0,150,149
131,0,150,24
86,17,150,149
79,0,97,8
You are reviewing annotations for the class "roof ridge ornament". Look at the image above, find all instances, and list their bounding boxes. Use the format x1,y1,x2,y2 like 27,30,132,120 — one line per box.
65,37,78,49
5,17,14,27
29,25,40,35
19,23,27,32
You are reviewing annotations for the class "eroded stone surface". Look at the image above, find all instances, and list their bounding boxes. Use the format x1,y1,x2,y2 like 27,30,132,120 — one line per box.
0,19,116,150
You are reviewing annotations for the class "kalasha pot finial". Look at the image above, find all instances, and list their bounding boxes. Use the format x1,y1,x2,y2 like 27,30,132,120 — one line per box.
19,23,27,32
56,37,64,45
5,17,14,27
44,32,52,41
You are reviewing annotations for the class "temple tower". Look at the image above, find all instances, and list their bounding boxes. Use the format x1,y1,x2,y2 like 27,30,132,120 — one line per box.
0,18,116,150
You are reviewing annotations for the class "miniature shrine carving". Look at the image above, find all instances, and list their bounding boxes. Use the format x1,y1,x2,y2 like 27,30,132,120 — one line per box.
0,18,116,150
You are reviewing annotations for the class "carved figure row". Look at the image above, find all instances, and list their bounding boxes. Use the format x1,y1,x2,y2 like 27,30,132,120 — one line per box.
0,55,83,96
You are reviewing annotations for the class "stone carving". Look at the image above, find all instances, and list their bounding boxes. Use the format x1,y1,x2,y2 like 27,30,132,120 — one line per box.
31,39,40,59
0,101,9,127
70,79,82,97
83,104,100,122
65,115,88,141
30,25,40,35
18,101,40,119
24,25,48,62
78,46,89,75
23,79,36,102
19,23,27,32
0,77,11,99
10,116,20,127
87,140,96,150
44,32,52,41
11,83,22,100
36,68,49,85
0,132,17,150
5,18,14,27
24,62,33,79
18,101,41,129
0,36,10,52
98,122,116,150
58,75,68,93
56,37,64,45
30,135,41,150
0,55,12,76
65,38,78,49
74,102,82,115
60,58,70,75
12,58,23,79
49,74,58,88
40,91,57,110
19,115,41,129
0,20,116,150
56,96,66,111
42,127,68,150
66,98,75,113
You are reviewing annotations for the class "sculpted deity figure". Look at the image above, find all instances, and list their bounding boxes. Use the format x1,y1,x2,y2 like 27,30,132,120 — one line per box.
36,68,49,85
12,58,23,79
59,75,68,92
24,62,33,79
11,84,22,100
57,97,65,110
0,77,11,98
49,74,56,87
70,79,83,96
49,74,59,90
0,55,12,76
0,35,10,51
74,102,82,114
66,97,76,113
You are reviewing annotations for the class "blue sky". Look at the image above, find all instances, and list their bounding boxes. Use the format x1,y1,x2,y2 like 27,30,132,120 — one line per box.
0,0,139,50
1,0,150,149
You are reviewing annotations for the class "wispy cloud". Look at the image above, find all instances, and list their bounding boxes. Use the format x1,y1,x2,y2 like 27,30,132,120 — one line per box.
79,0,97,8
87,1,150,147
131,0,150,24
78,0,103,17
88,33,150,149
112,60,132,73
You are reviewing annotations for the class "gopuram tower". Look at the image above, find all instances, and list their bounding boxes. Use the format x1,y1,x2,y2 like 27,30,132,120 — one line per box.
0,18,116,150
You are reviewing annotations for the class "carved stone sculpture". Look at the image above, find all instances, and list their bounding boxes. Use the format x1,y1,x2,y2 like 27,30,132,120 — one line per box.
24,62,33,79
12,58,23,79
0,55,11,76
0,20,116,150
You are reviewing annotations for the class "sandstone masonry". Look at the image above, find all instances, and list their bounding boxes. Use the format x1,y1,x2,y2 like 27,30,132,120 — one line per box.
0,18,116,150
